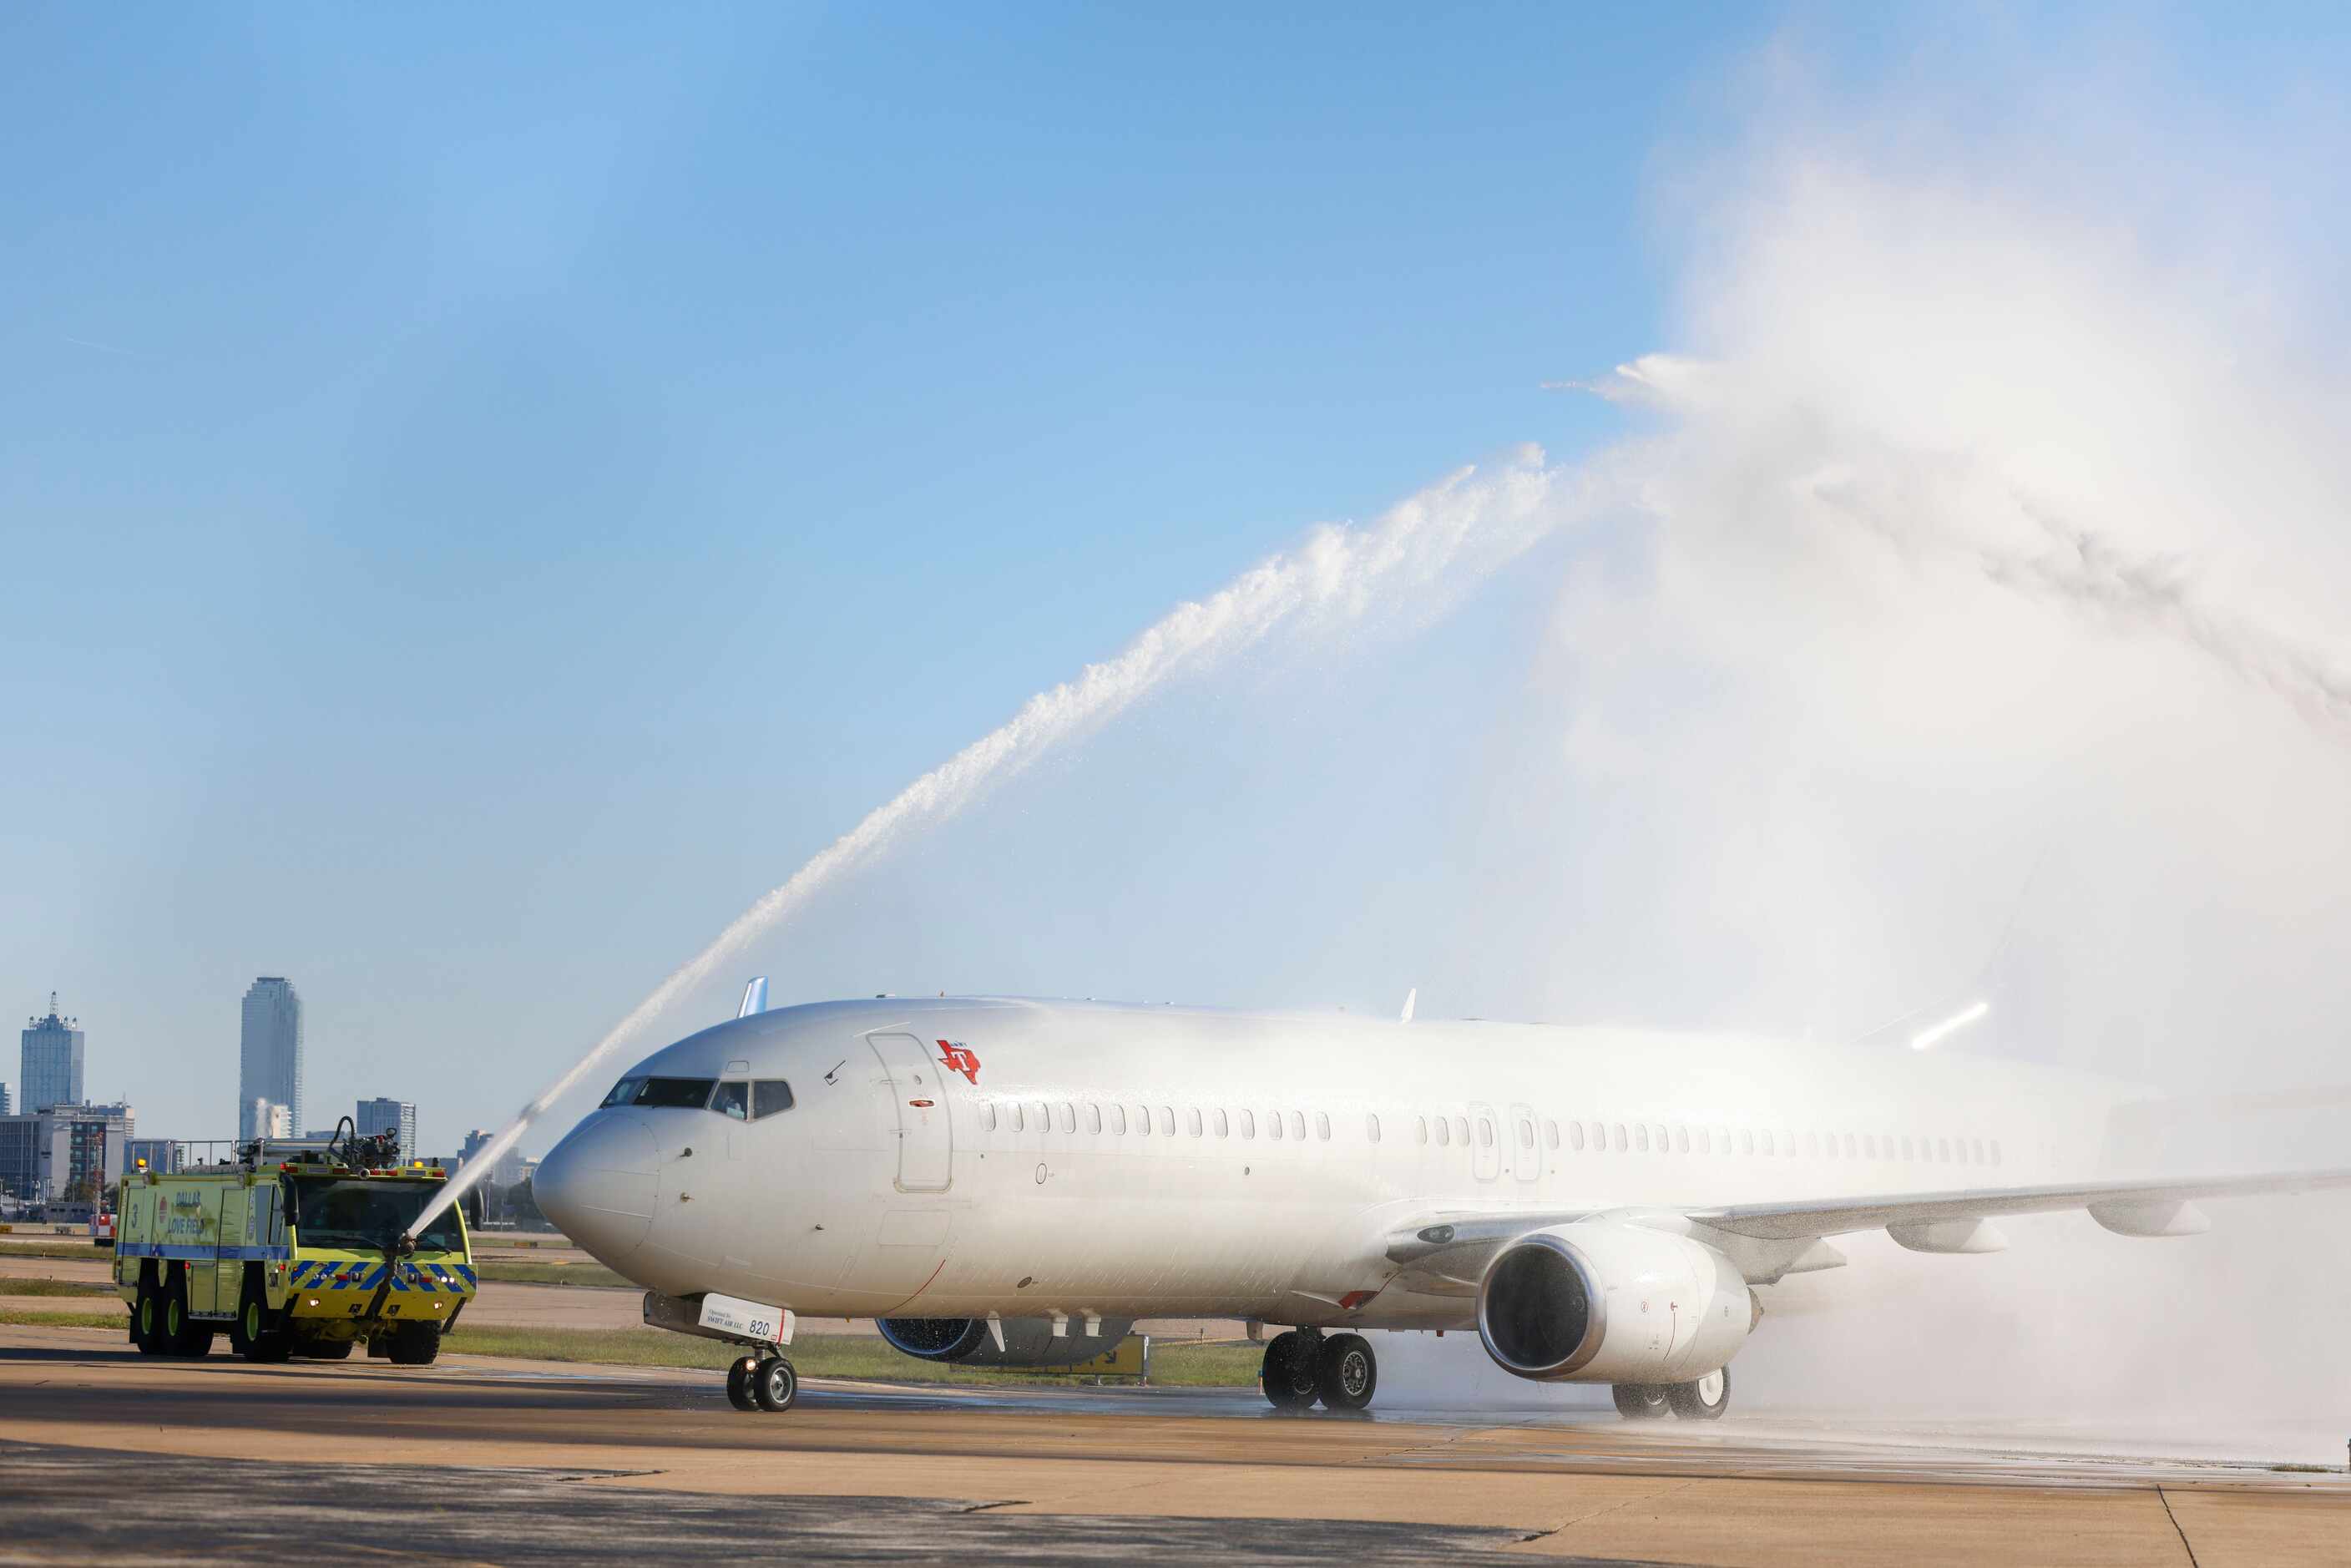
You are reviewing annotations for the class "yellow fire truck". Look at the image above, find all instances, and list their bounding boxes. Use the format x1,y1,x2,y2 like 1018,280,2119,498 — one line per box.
111,1126,476,1365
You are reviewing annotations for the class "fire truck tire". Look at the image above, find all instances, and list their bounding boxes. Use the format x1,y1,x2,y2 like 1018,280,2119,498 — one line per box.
162,1269,212,1358
133,1279,164,1355
231,1276,291,1363
299,1338,355,1359
386,1324,441,1366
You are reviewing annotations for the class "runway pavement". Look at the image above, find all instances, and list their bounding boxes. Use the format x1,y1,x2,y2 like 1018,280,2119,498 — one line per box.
2,1323,2343,1564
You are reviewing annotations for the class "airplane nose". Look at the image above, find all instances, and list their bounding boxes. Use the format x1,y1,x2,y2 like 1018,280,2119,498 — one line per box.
534,1113,656,1264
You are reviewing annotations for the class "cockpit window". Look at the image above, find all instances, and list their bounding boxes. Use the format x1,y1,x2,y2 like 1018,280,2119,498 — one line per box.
752,1080,795,1120
613,1076,718,1110
599,1078,643,1108
711,1081,749,1120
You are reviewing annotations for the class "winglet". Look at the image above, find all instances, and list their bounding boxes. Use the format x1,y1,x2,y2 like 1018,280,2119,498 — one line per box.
1400,988,1417,1024
738,976,769,1019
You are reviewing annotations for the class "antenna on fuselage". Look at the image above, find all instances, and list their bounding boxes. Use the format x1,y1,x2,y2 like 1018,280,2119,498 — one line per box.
1399,988,1417,1024
738,976,768,1019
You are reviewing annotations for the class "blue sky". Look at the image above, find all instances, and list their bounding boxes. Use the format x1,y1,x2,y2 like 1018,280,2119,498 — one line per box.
8,4,2347,1156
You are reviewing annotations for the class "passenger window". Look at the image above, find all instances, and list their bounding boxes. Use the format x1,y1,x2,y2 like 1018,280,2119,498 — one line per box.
1315,1112,1330,1141
1109,1105,1126,1134
1453,1115,1469,1146
1990,1139,2001,1166
1841,1133,1855,1159
1084,1104,1101,1134
751,1080,795,1120
1186,1106,1202,1136
1011,1103,1025,1132
1901,1136,1914,1160
981,1101,998,1131
1159,1105,1176,1136
1415,1116,1428,1145
1290,1110,1307,1141
1033,1101,1050,1134
1611,1123,1627,1152
1938,1137,1951,1161
710,1081,750,1120
1633,1124,1650,1153
1957,1139,1971,1166
1651,1123,1667,1151
1758,1129,1773,1156
1713,1125,1730,1152
1057,1102,1075,1133
1269,1112,1285,1141
1695,1126,1711,1154
1239,1109,1256,1139
1740,1130,1756,1156
1133,1104,1150,1135
1366,1113,1381,1143
1214,1107,1229,1137
1672,1125,1689,1155
1435,1118,1451,1147
1568,1120,1585,1151
1545,1119,1560,1150
1972,1138,1985,1165
1477,1118,1494,1148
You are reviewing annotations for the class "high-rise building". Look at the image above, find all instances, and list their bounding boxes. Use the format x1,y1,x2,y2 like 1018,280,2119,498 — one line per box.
238,978,302,1138
244,1098,291,1141
356,1096,417,1158
0,1115,39,1198
458,1128,495,1167
20,995,85,1114
0,1082,10,1115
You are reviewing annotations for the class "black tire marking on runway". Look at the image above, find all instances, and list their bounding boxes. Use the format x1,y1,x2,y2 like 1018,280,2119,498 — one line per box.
2155,1485,2201,1568
0,1442,1675,1566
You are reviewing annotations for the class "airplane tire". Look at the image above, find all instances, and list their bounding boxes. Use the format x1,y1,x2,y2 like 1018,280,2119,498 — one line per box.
1611,1383,1672,1419
1259,1331,1317,1410
726,1356,760,1411
751,1357,798,1413
1314,1333,1377,1411
1666,1368,1730,1421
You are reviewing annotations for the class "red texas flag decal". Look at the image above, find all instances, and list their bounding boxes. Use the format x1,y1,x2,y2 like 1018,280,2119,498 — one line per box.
936,1039,982,1085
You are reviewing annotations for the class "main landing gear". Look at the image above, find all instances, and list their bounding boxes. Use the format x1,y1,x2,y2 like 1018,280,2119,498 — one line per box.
1613,1366,1731,1421
1259,1329,1377,1413
726,1353,798,1413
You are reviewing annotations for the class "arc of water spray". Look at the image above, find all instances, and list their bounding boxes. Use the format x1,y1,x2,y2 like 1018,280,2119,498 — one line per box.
412,450,1585,1234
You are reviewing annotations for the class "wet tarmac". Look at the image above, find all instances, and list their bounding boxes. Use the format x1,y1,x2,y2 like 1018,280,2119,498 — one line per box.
3,1323,2344,1564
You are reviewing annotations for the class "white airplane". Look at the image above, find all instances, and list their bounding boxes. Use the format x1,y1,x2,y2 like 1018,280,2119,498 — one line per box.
531,988,2350,1416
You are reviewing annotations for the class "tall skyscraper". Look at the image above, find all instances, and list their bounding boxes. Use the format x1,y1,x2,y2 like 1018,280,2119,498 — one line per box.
238,978,302,1138
20,995,85,1114
356,1096,417,1158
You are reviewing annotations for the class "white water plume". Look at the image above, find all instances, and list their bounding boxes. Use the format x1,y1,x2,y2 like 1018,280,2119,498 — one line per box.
415,448,1588,1230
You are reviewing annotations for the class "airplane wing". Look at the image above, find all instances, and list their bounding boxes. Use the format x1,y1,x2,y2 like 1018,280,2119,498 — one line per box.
1381,1165,2351,1291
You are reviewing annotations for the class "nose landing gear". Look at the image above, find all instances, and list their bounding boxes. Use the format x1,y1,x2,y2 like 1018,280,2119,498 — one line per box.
726,1353,798,1413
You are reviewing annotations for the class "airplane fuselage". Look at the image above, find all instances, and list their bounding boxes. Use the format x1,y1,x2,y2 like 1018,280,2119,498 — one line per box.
535,995,2130,1328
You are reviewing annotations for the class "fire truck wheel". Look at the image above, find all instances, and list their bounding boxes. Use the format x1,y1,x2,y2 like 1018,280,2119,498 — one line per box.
230,1280,264,1356
133,1280,164,1355
726,1355,760,1411
751,1357,798,1413
386,1324,441,1366
299,1338,355,1359
161,1270,211,1358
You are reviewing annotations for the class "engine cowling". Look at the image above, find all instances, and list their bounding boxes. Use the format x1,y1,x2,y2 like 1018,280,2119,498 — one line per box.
1476,1220,1757,1384
877,1316,1137,1368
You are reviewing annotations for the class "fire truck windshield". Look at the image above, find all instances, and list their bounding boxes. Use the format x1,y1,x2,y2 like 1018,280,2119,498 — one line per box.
288,1177,467,1253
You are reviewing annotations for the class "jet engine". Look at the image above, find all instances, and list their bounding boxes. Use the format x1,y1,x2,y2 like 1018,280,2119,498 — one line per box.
877,1315,1136,1368
1475,1220,1757,1384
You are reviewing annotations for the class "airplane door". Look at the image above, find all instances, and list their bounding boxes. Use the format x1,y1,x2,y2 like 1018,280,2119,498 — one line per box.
866,1032,953,1192
1470,1101,1501,1182
1509,1103,1540,1183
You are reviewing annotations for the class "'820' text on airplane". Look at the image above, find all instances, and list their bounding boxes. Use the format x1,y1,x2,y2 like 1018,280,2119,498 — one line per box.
532,989,2348,1416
